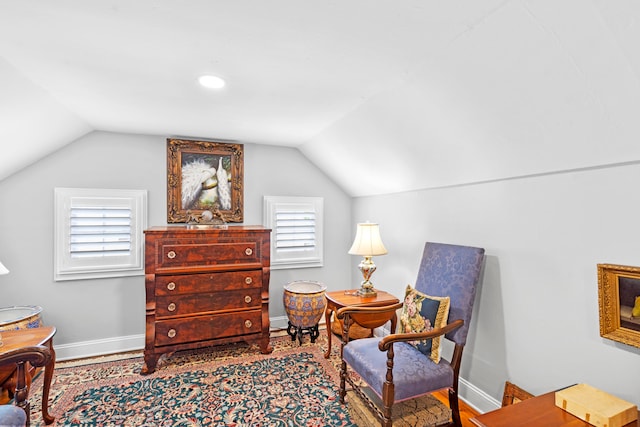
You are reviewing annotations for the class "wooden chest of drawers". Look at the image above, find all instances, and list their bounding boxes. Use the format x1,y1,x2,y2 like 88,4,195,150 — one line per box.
141,225,272,374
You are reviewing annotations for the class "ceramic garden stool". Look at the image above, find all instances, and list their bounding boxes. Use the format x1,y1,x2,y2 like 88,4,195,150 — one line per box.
0,306,44,333
283,281,327,344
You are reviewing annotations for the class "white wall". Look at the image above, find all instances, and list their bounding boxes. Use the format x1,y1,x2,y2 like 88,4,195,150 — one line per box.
0,131,352,357
353,162,640,410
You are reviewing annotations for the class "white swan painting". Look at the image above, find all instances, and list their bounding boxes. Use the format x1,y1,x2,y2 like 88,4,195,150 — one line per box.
180,155,232,210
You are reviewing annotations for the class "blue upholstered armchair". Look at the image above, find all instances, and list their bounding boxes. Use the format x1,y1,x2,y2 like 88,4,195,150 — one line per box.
337,242,485,427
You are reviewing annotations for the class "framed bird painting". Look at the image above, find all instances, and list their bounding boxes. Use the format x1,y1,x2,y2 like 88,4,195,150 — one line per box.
166,138,244,223
598,263,640,349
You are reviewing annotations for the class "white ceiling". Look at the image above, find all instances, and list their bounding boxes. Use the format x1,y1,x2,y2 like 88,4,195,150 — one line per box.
2,1,640,195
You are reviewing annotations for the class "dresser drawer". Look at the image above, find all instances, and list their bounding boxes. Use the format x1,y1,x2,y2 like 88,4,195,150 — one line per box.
154,310,262,346
154,239,261,270
155,271,262,296
156,288,262,318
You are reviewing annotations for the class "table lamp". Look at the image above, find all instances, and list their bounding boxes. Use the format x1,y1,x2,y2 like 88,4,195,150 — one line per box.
0,261,8,346
348,222,387,297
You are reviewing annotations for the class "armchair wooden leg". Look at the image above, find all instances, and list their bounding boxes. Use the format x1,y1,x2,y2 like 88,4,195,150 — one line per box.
339,360,347,403
381,413,392,427
381,383,394,427
13,361,30,426
448,387,462,427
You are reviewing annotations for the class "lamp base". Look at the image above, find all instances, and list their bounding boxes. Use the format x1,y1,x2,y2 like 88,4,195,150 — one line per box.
356,257,378,297
355,287,377,297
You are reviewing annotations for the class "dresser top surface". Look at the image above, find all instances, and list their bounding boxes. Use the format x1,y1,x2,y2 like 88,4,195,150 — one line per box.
145,225,270,234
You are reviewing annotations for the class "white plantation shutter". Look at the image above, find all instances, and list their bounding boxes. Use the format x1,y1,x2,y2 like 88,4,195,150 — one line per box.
275,210,316,252
55,188,147,281
69,207,132,258
264,196,323,269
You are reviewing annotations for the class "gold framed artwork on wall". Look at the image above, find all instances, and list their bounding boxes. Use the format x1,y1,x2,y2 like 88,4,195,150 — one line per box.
166,138,244,223
597,263,640,349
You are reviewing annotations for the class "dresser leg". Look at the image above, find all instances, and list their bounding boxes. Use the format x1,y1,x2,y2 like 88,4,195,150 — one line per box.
140,352,158,375
260,337,273,354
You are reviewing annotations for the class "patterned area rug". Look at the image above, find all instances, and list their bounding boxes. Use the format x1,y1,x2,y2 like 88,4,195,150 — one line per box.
27,332,450,426
347,388,451,427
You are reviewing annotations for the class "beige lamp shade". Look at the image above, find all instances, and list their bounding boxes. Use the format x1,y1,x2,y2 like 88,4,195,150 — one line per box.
348,222,388,256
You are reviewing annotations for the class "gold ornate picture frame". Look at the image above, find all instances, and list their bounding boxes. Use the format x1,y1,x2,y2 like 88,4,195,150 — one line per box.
167,138,244,223
597,263,640,349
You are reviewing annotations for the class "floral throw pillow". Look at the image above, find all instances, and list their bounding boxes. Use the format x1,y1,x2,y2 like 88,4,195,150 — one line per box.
399,284,450,363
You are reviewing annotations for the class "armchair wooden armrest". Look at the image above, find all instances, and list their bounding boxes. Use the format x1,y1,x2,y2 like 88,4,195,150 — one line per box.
378,319,464,351
0,346,51,368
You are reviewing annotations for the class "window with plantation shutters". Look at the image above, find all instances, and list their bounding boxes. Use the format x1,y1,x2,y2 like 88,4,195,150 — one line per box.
263,196,323,269
55,188,147,281
69,207,132,258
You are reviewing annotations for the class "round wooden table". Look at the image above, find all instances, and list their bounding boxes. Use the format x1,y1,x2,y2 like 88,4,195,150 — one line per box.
323,289,399,358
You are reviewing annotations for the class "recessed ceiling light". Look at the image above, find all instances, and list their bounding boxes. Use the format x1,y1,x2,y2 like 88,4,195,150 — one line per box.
198,75,226,89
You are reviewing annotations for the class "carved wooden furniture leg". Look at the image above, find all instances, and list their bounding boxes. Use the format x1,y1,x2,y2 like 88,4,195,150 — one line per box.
323,305,334,358
141,352,159,375
41,342,56,424
13,360,30,425
450,387,462,427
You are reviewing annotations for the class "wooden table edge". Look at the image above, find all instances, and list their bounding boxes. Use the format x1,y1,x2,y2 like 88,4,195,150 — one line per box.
469,391,639,427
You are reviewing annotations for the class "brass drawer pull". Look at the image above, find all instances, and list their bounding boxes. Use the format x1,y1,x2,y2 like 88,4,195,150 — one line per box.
167,282,176,291
245,277,252,284
245,248,253,256
167,250,176,259
167,329,176,338
168,303,176,312
244,320,252,328
244,295,252,303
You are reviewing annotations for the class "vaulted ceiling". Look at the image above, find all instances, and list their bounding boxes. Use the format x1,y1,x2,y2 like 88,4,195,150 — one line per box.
2,1,640,196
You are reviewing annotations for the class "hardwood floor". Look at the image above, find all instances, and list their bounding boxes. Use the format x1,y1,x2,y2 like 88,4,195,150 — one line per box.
432,390,480,427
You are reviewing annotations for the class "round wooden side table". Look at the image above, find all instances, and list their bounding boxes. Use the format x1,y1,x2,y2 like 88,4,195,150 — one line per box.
323,289,399,358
